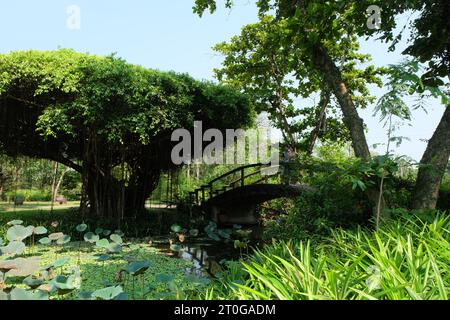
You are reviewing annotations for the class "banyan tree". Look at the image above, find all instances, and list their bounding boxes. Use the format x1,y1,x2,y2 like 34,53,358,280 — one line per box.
0,49,254,223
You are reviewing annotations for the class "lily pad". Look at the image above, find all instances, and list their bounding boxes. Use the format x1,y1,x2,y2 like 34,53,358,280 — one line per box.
56,235,71,245
0,290,9,300
23,276,44,289
110,234,123,244
7,225,33,242
91,286,123,300
107,243,122,254
10,288,48,300
51,257,70,269
126,261,151,276
76,224,88,233
96,239,109,248
34,226,48,235
156,273,175,283
7,220,23,226
51,275,80,295
102,229,111,236
171,224,182,233
114,230,125,237
48,232,64,241
37,283,56,294
95,254,111,262
6,257,40,277
1,241,26,256
26,225,35,234
170,244,182,252
84,232,99,243
0,260,18,273
78,291,93,300
95,228,104,235
38,237,51,245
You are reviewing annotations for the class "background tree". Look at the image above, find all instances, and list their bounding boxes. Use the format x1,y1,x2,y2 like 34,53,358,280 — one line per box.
0,49,255,223
213,14,383,155
193,0,450,211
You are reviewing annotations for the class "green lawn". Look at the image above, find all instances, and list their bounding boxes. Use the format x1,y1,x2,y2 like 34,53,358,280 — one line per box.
0,201,80,213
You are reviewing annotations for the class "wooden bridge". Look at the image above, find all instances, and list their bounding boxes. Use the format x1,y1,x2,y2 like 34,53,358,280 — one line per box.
188,163,313,225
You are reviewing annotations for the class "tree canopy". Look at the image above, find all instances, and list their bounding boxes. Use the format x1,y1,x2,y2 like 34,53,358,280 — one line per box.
0,49,255,220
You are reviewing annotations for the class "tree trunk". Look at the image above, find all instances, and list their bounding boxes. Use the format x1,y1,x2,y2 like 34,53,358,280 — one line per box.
412,105,450,210
311,43,387,218
312,44,371,159
307,89,331,156
50,161,58,212
53,167,71,202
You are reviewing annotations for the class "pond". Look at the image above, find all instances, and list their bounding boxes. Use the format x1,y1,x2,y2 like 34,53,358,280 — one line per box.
149,237,248,277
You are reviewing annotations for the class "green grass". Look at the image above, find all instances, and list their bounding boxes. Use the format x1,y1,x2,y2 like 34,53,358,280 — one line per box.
0,201,80,213
206,213,450,300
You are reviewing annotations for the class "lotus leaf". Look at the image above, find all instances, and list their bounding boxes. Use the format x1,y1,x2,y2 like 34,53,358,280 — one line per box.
48,232,64,241
95,254,110,262
96,239,109,248
114,230,125,237
38,237,51,245
23,276,44,289
7,220,23,226
110,234,123,244
126,261,151,276
107,243,122,254
51,257,70,269
91,286,123,300
84,232,99,243
0,241,26,256
6,257,40,277
171,224,182,233
170,244,182,252
155,273,175,283
34,226,48,235
10,288,48,300
56,235,71,245
76,224,88,232
7,225,32,242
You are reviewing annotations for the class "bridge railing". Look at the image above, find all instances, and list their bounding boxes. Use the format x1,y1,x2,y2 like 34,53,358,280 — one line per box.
188,163,286,206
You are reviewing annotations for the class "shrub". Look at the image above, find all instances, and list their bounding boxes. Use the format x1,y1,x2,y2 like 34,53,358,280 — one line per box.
209,213,450,300
5,189,52,202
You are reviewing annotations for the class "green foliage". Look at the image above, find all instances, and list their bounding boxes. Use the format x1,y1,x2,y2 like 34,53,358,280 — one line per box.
76,224,87,233
212,13,384,151
126,261,151,276
0,215,207,300
91,286,124,300
84,232,99,243
208,213,450,300
5,189,52,202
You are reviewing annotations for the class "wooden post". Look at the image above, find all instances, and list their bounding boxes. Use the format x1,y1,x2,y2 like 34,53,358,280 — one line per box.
209,184,213,200
240,168,245,187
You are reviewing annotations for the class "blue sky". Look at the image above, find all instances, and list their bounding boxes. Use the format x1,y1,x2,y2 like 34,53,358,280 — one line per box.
0,0,444,161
